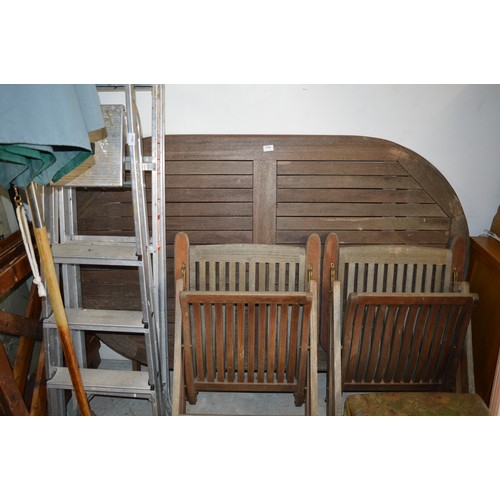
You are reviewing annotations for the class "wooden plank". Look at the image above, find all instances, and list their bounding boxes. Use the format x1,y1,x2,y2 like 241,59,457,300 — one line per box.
166,135,403,162
266,303,278,383
247,303,256,383
237,303,245,383
277,175,419,189
166,202,252,217
0,342,29,416
277,216,450,231
278,188,432,204
253,160,276,244
257,303,267,383
215,303,224,382
167,161,253,175
0,311,42,340
167,175,252,189
277,202,447,217
286,304,300,383
192,303,204,381
277,304,288,383
167,188,253,203
277,230,450,246
278,160,405,176
168,215,253,231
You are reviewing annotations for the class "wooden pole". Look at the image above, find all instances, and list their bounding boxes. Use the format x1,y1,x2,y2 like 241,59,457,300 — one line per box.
24,184,91,416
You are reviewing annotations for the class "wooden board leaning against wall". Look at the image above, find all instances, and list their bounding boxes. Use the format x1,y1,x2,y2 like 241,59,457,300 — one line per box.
73,135,469,371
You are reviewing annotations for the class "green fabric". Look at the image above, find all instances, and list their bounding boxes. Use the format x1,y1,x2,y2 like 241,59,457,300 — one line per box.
0,84,104,188
344,392,490,416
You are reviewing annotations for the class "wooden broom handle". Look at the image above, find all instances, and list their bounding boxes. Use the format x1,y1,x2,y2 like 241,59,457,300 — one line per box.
33,226,91,416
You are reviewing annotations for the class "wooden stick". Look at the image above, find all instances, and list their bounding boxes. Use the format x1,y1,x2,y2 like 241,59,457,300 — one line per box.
26,185,91,416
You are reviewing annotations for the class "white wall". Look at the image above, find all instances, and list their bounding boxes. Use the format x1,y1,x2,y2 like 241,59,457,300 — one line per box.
100,84,500,237
160,84,500,237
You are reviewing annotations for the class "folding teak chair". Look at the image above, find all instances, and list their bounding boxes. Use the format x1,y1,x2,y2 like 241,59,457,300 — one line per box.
172,232,320,415
323,232,486,415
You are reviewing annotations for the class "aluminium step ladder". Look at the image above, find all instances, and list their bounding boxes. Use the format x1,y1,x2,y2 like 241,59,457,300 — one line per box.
41,84,170,415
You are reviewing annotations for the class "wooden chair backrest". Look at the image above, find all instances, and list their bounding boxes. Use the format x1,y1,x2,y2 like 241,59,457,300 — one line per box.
321,232,466,349
188,243,308,292
342,292,478,393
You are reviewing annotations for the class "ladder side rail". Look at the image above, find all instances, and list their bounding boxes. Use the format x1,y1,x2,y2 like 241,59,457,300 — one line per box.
125,85,163,412
59,186,87,368
151,84,171,411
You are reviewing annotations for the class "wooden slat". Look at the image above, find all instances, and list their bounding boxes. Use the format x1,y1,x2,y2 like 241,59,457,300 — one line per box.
286,304,300,383
253,160,276,244
278,231,450,247
226,303,235,382
167,217,253,231
277,160,405,176
166,202,253,217
257,303,267,383
277,175,420,189
266,304,278,383
277,202,446,217
237,303,245,383
167,160,253,175
192,303,204,381
277,304,289,383
166,188,253,203
167,175,252,189
215,303,224,382
277,216,450,231
384,304,409,382
204,302,215,382
0,342,29,416
247,303,256,383
278,188,432,204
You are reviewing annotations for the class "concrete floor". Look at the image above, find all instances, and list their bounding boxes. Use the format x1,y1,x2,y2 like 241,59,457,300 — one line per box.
87,359,328,416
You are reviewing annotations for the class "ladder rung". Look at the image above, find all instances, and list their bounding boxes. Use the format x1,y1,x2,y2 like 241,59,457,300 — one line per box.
51,241,140,266
47,367,154,397
44,309,146,333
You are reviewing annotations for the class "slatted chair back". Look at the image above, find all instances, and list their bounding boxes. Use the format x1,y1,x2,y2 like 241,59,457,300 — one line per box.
172,231,321,415
342,292,478,393
188,243,309,292
321,232,466,351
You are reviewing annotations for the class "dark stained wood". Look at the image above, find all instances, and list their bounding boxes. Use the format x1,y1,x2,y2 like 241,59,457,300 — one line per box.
0,342,29,416
253,160,276,244
341,292,477,394
1,231,47,416
469,231,500,405
0,312,42,340
0,230,33,297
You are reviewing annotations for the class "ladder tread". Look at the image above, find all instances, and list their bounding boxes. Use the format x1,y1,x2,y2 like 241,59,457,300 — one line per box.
47,367,153,395
44,308,146,333
51,241,140,266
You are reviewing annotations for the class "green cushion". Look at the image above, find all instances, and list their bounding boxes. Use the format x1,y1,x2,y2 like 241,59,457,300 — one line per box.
344,392,490,416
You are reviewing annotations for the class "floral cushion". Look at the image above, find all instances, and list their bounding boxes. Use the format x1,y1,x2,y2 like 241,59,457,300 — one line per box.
344,392,490,416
